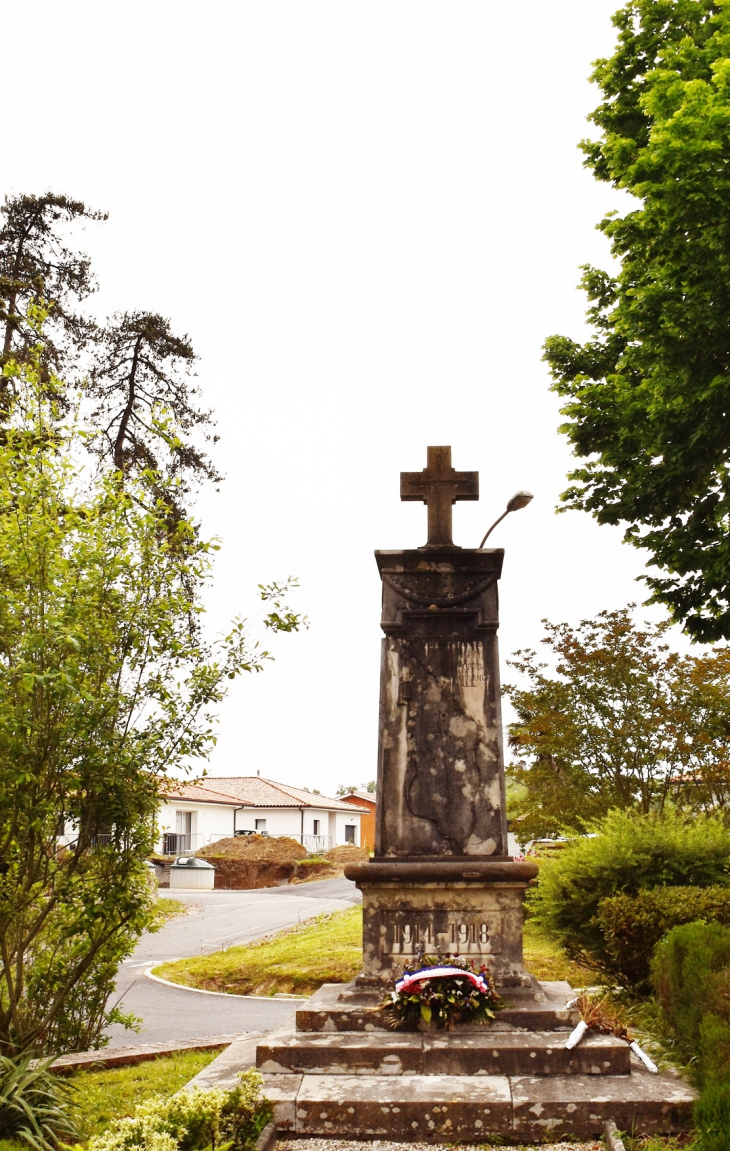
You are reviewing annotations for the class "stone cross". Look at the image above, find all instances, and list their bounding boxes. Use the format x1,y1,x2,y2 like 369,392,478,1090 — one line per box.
400,445,479,547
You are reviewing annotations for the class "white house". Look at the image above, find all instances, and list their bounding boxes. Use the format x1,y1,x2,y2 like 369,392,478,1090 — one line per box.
157,776,367,855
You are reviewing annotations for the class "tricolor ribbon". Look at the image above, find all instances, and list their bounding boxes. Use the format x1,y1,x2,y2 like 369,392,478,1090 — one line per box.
395,965,489,994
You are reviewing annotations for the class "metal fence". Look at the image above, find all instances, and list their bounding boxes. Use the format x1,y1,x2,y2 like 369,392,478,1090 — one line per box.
161,832,204,855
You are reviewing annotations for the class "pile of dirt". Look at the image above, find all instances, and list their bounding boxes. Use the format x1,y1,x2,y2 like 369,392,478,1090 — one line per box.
323,844,369,864
197,834,307,862
195,856,339,890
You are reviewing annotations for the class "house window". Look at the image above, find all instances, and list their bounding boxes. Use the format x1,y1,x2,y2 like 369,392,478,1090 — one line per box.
176,811,192,835
345,825,355,844
255,818,267,832
313,819,320,836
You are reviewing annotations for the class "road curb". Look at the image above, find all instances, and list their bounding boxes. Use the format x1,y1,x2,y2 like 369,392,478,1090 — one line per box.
255,1123,277,1151
146,968,307,1001
50,1036,239,1074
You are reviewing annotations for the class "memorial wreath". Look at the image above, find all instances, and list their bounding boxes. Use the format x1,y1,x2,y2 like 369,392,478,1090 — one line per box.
379,955,506,1030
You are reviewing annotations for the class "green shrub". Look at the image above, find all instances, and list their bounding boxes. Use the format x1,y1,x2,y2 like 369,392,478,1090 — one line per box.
694,1081,730,1151
528,809,730,978
652,921,730,1083
0,1053,81,1151
596,886,730,990
86,1069,271,1151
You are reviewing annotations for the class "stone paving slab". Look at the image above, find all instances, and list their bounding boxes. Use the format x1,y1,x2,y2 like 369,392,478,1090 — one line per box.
510,1064,695,1140
261,1066,695,1141
257,1024,629,1077
265,1073,303,1131
423,1031,628,1077
277,1141,603,1151
293,1072,513,1140
183,1033,266,1090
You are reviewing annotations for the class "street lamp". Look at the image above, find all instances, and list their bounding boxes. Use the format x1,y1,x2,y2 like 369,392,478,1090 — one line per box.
478,491,534,548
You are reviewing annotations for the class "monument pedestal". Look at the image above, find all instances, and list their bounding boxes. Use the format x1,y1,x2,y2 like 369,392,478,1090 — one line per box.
345,859,537,986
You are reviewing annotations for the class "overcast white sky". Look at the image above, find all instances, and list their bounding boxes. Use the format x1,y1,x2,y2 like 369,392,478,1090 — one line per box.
4,1,674,795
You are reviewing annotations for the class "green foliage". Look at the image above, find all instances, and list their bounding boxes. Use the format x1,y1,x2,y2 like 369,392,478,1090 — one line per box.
0,347,304,1056
85,1070,271,1151
653,921,730,1082
0,193,104,382
0,194,219,514
0,1053,81,1151
653,922,730,1147
543,0,730,640
694,1081,730,1151
506,609,730,840
598,886,730,990
528,808,730,981
69,1050,222,1142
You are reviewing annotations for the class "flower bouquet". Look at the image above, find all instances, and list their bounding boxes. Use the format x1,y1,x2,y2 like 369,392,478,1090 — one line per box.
379,955,506,1031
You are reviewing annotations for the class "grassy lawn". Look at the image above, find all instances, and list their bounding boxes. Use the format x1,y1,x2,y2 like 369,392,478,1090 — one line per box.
153,904,591,996
153,905,363,995
0,1048,221,1151
71,1048,222,1139
522,917,596,987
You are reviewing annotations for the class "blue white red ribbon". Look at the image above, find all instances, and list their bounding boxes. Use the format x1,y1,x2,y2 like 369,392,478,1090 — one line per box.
395,965,490,994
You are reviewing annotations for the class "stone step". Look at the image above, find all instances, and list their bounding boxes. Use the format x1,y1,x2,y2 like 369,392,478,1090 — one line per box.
296,979,579,1034
256,1024,630,1077
263,1065,694,1141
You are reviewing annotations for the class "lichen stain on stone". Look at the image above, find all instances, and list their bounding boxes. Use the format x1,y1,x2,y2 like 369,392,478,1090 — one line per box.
449,715,477,738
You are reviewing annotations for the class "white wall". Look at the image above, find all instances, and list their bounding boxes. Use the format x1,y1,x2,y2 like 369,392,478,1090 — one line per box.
335,811,360,847
157,800,237,852
233,805,361,846
233,806,302,837
156,800,362,851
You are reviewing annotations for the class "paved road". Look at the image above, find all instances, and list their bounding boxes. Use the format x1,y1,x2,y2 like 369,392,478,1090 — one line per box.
105,876,360,1048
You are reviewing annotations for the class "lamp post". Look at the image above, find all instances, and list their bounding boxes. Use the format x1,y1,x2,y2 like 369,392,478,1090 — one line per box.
478,491,533,548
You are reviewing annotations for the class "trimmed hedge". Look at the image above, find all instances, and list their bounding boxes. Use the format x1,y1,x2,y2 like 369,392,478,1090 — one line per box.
653,922,730,1150
597,886,730,990
652,921,730,1081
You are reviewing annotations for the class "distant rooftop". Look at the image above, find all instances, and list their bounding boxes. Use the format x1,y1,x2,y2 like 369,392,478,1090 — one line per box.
341,789,377,804
176,775,369,813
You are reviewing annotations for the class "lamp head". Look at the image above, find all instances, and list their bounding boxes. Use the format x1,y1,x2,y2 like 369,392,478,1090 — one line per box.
506,490,534,513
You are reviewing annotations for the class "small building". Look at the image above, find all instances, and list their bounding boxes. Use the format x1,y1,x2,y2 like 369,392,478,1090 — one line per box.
157,776,367,855
340,789,376,850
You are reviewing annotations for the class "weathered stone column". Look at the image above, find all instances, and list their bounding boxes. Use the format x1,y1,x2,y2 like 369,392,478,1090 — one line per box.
346,447,537,986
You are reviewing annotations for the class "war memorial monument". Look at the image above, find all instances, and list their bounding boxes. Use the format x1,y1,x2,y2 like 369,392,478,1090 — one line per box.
244,447,694,1141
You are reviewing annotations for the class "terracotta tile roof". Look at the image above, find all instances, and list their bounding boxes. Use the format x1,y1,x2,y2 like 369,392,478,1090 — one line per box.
197,776,368,813
341,790,377,805
160,781,240,806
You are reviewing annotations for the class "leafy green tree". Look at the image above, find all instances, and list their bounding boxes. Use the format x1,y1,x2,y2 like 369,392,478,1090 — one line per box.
0,339,304,1056
544,1,730,641
505,608,730,841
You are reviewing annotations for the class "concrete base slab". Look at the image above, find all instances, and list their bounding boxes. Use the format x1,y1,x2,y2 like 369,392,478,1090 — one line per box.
511,1064,695,1140
260,1066,694,1141
292,1073,513,1140
257,1024,629,1077
184,1033,266,1090
265,1073,302,1131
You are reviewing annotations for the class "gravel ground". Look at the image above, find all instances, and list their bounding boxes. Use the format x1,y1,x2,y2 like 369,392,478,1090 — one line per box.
277,1140,603,1151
